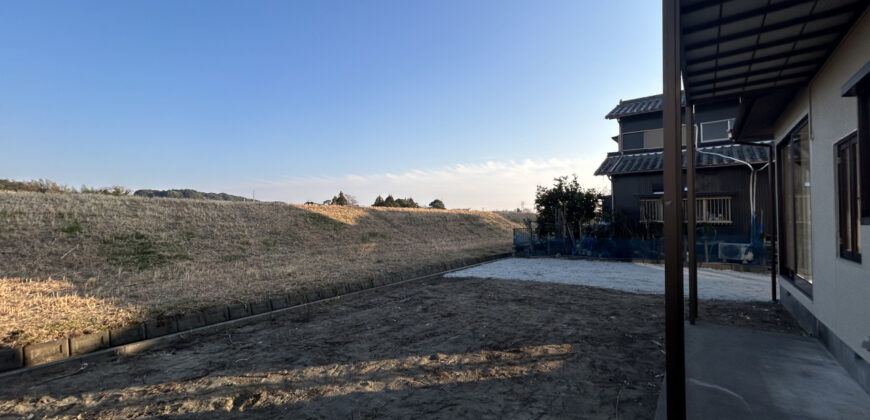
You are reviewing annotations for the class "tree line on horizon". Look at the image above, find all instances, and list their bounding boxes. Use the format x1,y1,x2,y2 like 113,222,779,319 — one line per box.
0,179,250,201
313,191,445,209
2,179,449,209
0,178,132,196
133,189,251,201
373,195,445,209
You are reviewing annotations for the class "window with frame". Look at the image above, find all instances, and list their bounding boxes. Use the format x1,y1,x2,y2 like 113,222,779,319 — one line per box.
778,120,813,284
641,196,732,224
622,131,644,150
841,60,869,224
639,198,662,223
836,133,861,262
700,118,735,143
682,197,732,223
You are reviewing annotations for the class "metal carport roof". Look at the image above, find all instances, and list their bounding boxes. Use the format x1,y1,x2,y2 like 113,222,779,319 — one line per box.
680,0,869,103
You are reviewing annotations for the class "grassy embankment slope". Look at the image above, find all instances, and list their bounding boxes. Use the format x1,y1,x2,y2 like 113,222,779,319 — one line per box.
0,192,528,347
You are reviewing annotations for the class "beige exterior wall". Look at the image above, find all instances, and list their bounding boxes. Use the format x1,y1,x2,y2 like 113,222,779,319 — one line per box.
772,10,870,362
617,125,690,152
644,128,664,149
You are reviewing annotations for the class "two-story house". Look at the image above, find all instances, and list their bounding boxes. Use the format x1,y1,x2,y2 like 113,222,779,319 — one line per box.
594,94,772,263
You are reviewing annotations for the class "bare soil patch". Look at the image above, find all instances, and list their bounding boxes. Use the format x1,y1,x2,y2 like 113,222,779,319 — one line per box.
0,277,799,419
0,192,529,347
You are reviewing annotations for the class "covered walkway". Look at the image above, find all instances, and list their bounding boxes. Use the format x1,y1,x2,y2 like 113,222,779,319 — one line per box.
655,322,870,419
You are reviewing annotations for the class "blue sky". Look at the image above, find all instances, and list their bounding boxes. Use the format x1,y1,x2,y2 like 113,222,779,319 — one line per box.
0,1,663,209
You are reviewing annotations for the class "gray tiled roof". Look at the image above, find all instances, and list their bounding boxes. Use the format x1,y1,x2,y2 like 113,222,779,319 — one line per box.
605,92,686,119
594,142,770,176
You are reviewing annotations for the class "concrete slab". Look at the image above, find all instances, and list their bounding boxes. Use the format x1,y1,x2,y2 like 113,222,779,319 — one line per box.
318,287,337,299
227,304,252,320
176,312,206,331
145,318,178,339
305,291,320,303
0,347,23,371
249,300,272,315
656,322,870,419
23,339,69,366
70,332,109,356
109,324,145,347
270,296,290,310
202,307,229,325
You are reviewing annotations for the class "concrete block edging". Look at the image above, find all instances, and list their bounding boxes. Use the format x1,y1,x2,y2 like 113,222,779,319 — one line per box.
0,252,510,376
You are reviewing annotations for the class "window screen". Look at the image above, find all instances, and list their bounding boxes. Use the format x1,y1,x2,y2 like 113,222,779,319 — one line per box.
622,132,644,150
700,119,734,142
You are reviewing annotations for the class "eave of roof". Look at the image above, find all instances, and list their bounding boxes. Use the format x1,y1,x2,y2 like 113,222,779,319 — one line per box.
605,92,686,119
594,141,771,176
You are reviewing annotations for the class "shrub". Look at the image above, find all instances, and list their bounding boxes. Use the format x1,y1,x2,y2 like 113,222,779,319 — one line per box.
535,175,602,237
60,219,82,236
81,185,132,196
429,199,446,209
0,179,73,194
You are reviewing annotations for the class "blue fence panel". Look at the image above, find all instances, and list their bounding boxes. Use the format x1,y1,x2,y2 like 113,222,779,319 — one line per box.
513,225,770,266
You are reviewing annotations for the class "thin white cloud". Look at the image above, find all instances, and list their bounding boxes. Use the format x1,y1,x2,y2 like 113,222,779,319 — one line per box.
222,158,610,210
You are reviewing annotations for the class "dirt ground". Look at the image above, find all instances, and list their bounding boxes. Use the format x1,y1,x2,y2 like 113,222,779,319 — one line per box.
0,276,801,419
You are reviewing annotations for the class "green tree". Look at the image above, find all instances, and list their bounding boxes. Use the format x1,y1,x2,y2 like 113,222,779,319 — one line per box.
535,175,601,237
428,199,446,209
383,195,396,207
373,195,385,206
395,197,419,208
330,191,349,206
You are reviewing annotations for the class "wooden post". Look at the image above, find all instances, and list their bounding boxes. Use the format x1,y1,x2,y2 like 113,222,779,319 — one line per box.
663,0,686,418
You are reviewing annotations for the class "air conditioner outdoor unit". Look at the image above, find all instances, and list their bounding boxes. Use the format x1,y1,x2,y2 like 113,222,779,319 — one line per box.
718,242,754,263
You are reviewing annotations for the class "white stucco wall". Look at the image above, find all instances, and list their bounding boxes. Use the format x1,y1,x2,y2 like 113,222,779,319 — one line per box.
771,10,870,361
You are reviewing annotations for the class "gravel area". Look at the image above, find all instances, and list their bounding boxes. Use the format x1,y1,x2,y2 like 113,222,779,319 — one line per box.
447,258,772,301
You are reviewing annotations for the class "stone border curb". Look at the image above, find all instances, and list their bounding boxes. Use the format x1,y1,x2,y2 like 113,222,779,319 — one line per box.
0,252,510,377
519,254,770,274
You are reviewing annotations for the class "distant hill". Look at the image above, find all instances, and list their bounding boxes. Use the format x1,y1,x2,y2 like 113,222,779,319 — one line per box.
133,189,252,202
0,192,522,347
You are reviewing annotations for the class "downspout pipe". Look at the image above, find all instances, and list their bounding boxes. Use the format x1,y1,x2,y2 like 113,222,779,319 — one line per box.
732,139,777,302
686,104,698,325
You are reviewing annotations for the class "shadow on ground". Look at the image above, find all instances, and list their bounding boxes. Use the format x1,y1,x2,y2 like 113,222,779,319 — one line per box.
0,276,799,419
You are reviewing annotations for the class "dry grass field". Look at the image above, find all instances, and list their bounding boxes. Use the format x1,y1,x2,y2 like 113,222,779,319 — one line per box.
0,192,528,347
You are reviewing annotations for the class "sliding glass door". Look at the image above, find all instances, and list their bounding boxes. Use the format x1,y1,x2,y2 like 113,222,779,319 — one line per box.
779,121,813,284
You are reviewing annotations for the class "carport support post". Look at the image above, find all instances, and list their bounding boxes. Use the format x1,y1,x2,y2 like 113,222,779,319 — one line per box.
663,0,686,418
687,104,698,325
768,149,777,302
